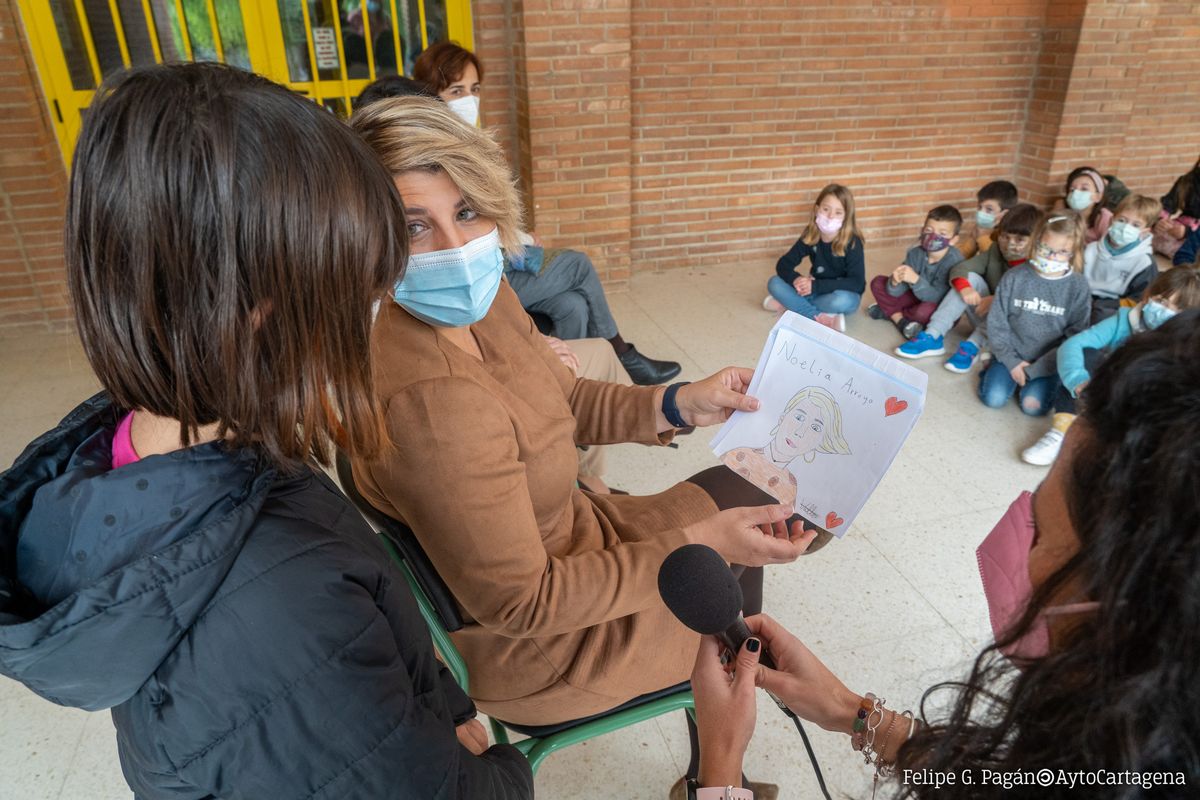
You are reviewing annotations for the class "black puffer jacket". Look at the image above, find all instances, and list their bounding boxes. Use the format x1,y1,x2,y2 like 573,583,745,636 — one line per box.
0,394,533,799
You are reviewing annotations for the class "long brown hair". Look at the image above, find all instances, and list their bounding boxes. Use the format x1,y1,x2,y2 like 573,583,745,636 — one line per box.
1165,155,1200,216
67,63,406,469
895,312,1200,798
799,183,862,256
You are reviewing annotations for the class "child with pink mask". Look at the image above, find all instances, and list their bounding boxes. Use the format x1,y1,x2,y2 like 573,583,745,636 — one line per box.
763,183,865,331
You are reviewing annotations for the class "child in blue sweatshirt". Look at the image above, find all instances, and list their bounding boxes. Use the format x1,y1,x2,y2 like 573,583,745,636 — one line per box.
1021,265,1200,465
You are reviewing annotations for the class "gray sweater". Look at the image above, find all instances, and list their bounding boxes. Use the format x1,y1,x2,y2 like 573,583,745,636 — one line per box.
989,264,1092,378
887,244,965,303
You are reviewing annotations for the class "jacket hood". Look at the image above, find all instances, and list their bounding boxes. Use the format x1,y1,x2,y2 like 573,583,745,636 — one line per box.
0,394,275,711
1101,233,1154,263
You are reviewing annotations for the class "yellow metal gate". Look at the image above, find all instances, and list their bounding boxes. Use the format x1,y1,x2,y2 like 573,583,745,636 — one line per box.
15,0,474,162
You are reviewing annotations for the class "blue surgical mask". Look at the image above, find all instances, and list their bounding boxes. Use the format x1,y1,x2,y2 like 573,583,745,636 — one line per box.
393,227,504,327
1107,221,1141,248
1067,189,1094,212
976,209,997,230
1142,300,1176,330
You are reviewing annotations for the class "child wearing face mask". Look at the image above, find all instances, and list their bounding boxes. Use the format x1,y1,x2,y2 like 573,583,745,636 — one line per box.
1021,264,1200,465
1152,155,1200,259
1082,194,1160,324
956,180,1020,259
866,204,965,340
897,203,1040,365
763,183,865,331
1056,166,1112,244
978,214,1091,418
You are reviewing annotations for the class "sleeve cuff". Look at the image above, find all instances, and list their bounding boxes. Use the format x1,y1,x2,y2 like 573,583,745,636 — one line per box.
952,277,972,292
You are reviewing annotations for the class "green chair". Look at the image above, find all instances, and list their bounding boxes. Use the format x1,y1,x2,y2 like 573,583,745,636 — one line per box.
334,453,695,774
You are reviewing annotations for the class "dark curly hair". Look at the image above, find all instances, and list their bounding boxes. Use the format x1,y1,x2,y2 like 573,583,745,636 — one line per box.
894,309,1200,798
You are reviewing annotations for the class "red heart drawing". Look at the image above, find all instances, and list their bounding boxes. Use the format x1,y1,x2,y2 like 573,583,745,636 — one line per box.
825,511,844,530
885,396,908,417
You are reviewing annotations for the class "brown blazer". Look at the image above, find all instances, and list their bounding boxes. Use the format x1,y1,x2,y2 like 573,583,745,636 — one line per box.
354,283,717,724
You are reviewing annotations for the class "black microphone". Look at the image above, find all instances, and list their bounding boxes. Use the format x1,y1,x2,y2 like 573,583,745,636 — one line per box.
658,543,834,800
657,543,790,709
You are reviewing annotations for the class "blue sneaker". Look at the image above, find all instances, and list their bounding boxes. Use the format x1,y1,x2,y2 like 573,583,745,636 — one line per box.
895,331,945,359
944,341,980,373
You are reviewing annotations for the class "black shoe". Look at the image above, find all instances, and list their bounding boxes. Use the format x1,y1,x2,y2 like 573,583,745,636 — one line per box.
866,303,885,320
900,319,924,340
618,344,682,385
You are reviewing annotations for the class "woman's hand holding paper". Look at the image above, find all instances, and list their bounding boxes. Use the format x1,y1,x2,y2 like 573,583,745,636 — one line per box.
673,367,760,428
687,504,816,567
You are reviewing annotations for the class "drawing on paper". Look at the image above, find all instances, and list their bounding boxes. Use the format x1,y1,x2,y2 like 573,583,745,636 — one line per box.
721,386,852,505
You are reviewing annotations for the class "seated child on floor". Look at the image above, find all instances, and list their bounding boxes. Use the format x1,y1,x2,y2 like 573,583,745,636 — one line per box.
866,205,964,340
957,180,1019,260
979,214,1091,418
764,183,865,331
1021,265,1200,466
1083,193,1160,324
1152,155,1200,259
1056,166,1112,244
896,203,1039,366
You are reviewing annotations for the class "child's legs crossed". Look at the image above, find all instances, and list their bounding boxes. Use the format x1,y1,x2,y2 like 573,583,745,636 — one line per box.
979,361,1017,408
810,289,861,315
869,276,916,318
902,300,940,325
767,275,821,318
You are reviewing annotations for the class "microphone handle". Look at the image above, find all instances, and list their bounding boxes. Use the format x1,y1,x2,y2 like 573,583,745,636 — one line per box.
719,616,797,719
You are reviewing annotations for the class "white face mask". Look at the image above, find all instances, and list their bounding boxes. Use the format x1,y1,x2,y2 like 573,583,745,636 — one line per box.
446,95,480,126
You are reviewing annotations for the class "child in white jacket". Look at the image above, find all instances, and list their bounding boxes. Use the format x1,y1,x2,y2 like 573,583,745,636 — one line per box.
1083,194,1160,323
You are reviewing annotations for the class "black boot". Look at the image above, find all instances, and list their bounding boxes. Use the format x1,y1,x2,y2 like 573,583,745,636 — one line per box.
618,344,682,385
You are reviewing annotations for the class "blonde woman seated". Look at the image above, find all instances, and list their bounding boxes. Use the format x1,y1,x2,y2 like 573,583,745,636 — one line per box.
722,386,852,506
349,97,818,792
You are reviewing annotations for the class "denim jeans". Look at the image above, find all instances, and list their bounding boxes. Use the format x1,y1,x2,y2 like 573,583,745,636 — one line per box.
505,250,619,340
978,360,1058,416
767,276,861,319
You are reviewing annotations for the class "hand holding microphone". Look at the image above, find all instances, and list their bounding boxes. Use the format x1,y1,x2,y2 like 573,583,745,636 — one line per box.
658,544,791,707
659,544,845,799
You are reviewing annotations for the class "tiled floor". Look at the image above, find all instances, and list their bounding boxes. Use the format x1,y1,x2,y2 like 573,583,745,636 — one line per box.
0,246,1052,799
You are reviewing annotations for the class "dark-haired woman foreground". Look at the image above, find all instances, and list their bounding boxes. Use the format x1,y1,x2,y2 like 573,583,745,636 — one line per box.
691,311,1200,798
0,64,531,799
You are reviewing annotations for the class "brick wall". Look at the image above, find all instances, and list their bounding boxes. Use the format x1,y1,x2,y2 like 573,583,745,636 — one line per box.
0,0,71,334
518,0,635,286
4,0,1200,333
510,0,1200,277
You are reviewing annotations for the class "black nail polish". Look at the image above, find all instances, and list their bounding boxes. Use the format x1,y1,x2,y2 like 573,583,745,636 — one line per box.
746,638,760,653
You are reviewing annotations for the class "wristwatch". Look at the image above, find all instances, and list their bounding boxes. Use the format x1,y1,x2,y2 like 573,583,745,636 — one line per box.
686,779,754,800
661,381,691,428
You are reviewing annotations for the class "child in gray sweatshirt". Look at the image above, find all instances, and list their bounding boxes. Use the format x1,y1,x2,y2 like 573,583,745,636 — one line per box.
979,214,1091,417
867,204,965,339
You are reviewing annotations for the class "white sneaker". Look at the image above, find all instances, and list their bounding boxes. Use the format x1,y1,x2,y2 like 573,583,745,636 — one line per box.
1021,428,1064,466
833,313,846,332
763,296,784,313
